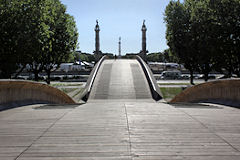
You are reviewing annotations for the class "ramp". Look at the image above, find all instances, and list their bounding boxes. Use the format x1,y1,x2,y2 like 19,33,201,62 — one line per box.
89,59,152,100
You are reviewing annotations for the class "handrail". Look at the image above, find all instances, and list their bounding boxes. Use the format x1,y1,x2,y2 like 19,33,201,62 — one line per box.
81,56,106,102
136,55,162,101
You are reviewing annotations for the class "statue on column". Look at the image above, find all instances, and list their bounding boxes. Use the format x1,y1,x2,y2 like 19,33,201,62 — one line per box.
118,37,121,58
93,20,102,62
139,20,148,61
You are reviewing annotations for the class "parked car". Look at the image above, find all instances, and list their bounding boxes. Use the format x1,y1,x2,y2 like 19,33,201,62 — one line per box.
196,74,216,79
160,70,181,79
181,74,190,79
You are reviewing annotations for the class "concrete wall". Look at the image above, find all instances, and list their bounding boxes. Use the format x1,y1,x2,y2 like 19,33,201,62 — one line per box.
171,79,240,106
0,80,75,105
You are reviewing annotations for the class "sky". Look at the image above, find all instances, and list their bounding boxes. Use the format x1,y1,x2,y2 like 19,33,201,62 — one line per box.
60,0,173,55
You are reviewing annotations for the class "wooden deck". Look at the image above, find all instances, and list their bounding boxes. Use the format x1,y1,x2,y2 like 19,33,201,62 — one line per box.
0,101,240,160
89,59,152,100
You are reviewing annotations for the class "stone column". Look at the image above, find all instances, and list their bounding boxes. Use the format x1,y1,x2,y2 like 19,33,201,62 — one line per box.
118,37,121,58
94,20,102,62
139,20,148,61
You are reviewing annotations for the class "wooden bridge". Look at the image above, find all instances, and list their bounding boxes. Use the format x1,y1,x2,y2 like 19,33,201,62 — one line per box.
0,57,240,160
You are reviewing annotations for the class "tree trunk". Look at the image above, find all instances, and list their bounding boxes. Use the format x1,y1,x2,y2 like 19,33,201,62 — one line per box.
226,66,232,78
34,70,39,81
32,64,42,82
203,64,210,82
204,72,209,82
46,70,51,84
190,69,194,85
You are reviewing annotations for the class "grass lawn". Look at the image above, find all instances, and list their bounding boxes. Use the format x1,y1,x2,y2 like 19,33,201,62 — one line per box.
160,87,183,102
72,88,85,98
50,83,83,87
49,82,84,98
158,83,191,85
50,82,184,102
59,88,78,94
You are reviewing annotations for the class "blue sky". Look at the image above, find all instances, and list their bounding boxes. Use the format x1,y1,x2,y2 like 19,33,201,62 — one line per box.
60,0,173,55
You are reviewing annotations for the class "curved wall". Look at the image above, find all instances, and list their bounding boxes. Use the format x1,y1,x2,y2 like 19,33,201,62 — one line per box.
171,79,240,105
0,80,75,105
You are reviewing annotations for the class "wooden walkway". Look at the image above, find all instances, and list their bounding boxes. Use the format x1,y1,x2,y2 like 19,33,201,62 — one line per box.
1,101,240,160
89,59,152,100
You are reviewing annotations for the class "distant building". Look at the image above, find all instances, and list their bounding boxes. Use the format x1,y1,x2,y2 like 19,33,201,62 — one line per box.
59,61,94,72
148,62,184,71
60,63,82,72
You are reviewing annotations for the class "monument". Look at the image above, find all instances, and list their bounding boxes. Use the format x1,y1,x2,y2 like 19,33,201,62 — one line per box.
93,20,102,62
118,37,121,58
139,20,148,61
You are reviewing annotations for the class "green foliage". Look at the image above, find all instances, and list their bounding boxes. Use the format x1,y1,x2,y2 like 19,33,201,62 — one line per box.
147,53,162,62
79,53,90,62
79,52,95,62
0,0,32,78
146,49,178,62
0,0,78,81
162,49,179,63
209,0,240,76
122,53,137,59
42,0,78,83
164,0,240,82
165,0,198,84
67,52,75,63
103,53,114,59
67,51,95,63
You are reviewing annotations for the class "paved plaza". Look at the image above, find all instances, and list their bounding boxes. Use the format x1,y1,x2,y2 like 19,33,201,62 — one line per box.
0,101,240,160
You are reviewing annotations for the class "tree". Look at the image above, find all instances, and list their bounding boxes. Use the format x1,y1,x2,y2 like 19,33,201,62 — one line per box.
209,0,240,77
147,52,162,62
0,0,50,80
188,0,219,81
185,0,240,80
42,0,78,84
0,0,78,82
165,0,240,82
146,50,179,63
162,49,179,63
0,0,31,78
79,53,95,62
165,0,198,84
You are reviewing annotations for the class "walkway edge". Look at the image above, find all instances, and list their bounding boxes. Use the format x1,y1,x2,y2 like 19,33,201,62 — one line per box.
136,56,163,101
81,56,106,102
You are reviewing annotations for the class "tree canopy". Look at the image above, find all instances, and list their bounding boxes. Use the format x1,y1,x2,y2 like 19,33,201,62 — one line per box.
0,0,78,82
165,0,240,83
146,49,178,63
